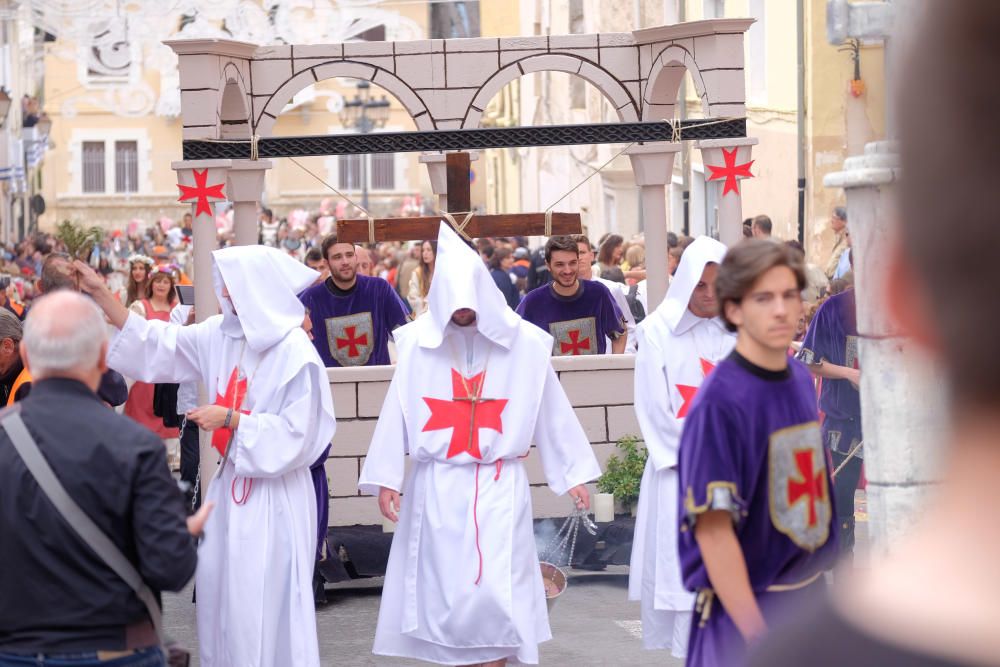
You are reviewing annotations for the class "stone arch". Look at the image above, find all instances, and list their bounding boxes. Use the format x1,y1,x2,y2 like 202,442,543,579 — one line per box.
462,53,640,128
255,61,433,137
218,63,252,139
641,45,711,121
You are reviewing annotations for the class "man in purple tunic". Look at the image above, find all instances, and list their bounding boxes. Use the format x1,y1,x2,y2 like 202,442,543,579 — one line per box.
797,286,863,565
298,235,409,599
677,240,838,666
516,236,626,355
299,236,410,368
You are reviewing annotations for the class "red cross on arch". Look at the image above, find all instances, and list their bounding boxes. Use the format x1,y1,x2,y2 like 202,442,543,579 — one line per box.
336,325,369,358
787,449,827,527
560,329,591,355
177,168,226,217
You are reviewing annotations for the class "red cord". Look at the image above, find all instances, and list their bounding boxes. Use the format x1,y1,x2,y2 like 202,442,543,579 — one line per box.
473,463,483,585
231,477,253,505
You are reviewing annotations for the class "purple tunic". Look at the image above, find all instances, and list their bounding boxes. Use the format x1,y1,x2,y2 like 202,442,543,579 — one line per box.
299,274,410,367
677,352,839,667
515,280,625,355
797,290,861,423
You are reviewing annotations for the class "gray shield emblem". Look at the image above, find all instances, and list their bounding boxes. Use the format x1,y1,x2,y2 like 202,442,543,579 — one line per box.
845,335,860,370
325,312,374,366
549,317,598,356
768,422,831,551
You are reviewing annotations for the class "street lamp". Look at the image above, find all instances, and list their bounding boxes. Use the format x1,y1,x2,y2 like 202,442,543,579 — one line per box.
337,80,390,211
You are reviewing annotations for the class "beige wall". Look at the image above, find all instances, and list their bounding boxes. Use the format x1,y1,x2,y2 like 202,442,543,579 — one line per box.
324,355,640,526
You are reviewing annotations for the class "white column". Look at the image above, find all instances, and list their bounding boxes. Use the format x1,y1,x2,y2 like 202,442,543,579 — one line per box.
824,141,945,553
419,152,479,212
227,159,272,246
696,137,759,247
627,142,682,311
172,159,232,491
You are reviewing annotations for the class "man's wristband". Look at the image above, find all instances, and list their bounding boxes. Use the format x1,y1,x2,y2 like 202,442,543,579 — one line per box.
224,408,233,428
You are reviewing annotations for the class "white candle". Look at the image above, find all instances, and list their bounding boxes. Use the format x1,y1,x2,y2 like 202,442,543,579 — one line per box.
594,493,615,523
382,515,396,533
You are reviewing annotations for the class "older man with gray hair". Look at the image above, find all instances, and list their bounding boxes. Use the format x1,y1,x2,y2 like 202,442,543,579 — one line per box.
0,291,208,667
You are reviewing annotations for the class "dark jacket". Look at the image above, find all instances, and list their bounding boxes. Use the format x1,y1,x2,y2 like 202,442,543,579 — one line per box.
0,378,197,653
489,267,521,310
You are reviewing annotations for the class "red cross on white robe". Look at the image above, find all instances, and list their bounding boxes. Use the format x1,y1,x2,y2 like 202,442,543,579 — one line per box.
211,367,250,457
787,449,827,527
675,358,716,419
422,369,508,460
560,329,591,355
336,325,369,358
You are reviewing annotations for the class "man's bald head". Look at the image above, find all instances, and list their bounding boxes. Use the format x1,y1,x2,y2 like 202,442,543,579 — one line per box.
23,291,108,386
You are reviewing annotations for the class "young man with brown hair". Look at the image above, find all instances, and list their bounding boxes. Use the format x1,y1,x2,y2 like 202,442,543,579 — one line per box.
753,3,1000,665
677,239,838,666
516,236,626,355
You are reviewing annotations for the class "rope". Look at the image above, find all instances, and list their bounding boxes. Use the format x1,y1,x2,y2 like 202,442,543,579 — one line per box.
286,156,377,242
438,210,476,241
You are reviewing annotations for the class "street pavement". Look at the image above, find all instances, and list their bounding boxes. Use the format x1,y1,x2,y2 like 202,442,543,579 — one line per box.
163,492,868,666
163,566,682,667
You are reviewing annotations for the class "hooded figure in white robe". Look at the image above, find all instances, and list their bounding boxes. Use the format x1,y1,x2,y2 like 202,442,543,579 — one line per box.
107,245,337,667
627,236,734,657
359,223,601,665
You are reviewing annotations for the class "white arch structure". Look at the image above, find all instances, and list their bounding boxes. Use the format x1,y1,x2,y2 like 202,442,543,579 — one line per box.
167,18,754,311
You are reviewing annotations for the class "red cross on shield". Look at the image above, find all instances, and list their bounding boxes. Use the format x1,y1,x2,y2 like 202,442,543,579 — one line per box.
767,422,832,552
325,312,375,366
549,317,598,357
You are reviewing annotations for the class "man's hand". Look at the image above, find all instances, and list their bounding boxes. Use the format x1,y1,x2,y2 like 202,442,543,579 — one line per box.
186,405,234,431
379,487,400,522
187,501,214,537
71,260,129,329
568,484,590,511
71,259,107,296
845,367,861,389
185,308,196,325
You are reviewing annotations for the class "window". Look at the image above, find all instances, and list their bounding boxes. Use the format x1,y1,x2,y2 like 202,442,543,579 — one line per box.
430,1,481,39
338,155,362,190
569,0,586,110
371,153,395,190
337,154,396,191
748,0,767,104
82,141,105,193
703,0,725,19
115,140,138,193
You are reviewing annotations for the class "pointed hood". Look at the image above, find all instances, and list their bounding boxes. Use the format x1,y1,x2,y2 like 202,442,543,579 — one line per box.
417,222,521,349
212,245,320,352
659,236,728,332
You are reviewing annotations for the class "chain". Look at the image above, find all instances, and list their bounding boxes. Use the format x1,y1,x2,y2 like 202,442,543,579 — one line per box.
541,507,598,567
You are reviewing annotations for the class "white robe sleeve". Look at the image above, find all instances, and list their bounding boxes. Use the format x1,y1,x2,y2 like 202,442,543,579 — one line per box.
107,311,202,384
232,365,331,478
358,374,408,496
533,364,602,496
633,328,681,471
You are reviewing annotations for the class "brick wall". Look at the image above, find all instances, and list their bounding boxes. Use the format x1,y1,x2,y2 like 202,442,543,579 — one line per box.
324,355,639,526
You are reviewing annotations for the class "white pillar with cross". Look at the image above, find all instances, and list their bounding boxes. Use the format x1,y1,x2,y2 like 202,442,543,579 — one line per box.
697,137,759,247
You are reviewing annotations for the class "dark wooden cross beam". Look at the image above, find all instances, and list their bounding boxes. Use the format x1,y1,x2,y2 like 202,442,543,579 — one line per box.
336,152,582,243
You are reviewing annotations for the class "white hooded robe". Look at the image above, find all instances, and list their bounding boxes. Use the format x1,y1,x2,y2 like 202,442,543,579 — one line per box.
107,246,337,667
359,224,601,665
627,236,735,656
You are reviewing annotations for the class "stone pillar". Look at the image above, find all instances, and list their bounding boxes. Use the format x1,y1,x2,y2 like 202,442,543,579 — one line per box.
696,138,758,247
172,159,231,492
627,142,682,311
420,152,479,212
824,141,945,553
227,159,272,246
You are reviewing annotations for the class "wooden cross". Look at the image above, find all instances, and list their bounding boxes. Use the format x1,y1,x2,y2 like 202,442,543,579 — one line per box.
336,152,582,242
453,394,501,455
